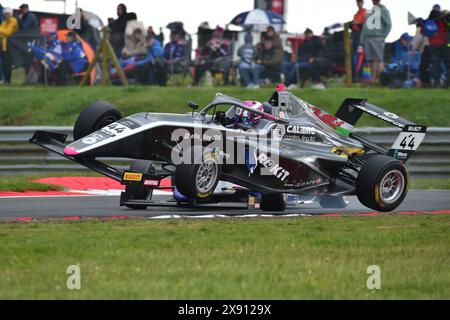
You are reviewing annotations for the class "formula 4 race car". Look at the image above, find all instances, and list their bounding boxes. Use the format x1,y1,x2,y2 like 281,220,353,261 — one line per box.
30,87,427,212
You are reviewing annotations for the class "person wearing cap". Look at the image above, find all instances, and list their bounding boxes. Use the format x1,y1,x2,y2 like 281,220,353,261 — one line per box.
18,4,38,29
0,7,18,84
360,0,392,84
392,33,413,64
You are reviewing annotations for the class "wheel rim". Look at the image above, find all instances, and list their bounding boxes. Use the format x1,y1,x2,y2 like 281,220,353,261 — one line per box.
195,158,218,194
379,169,405,204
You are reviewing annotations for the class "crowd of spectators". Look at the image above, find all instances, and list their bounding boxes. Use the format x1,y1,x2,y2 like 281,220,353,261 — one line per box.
0,1,449,88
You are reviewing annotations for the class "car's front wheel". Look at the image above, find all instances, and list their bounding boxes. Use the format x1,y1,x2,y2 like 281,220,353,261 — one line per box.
73,100,123,140
175,148,221,199
356,154,409,212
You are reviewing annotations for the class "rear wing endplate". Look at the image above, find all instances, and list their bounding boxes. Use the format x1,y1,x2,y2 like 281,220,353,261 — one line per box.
335,98,427,162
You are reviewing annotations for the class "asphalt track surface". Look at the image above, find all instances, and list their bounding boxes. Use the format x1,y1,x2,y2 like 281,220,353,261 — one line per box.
0,190,449,221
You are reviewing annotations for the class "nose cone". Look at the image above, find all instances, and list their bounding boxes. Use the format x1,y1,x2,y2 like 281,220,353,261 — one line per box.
64,147,80,156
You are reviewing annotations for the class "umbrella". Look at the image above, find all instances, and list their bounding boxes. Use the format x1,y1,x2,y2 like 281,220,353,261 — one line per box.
82,10,104,30
230,9,285,30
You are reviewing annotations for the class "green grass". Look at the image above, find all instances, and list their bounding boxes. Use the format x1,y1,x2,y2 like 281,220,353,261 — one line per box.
411,178,450,190
0,215,449,299
0,172,100,192
0,86,449,127
0,175,62,192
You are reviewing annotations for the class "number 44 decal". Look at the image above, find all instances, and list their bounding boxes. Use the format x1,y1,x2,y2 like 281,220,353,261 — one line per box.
400,134,415,149
391,132,425,151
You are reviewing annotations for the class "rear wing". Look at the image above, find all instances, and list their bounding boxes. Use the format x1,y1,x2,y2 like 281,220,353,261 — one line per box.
335,98,427,162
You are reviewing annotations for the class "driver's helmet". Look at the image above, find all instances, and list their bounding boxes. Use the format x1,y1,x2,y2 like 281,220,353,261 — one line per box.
236,101,264,126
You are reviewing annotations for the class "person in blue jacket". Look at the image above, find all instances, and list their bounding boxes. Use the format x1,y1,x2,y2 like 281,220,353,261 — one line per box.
52,32,87,85
28,32,63,71
112,34,164,85
135,35,164,85
387,33,420,75
61,32,87,73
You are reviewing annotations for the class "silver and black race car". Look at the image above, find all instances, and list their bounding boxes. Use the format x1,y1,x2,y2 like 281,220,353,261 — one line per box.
30,88,427,212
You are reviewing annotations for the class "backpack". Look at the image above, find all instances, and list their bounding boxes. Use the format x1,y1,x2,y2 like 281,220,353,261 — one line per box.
423,19,439,37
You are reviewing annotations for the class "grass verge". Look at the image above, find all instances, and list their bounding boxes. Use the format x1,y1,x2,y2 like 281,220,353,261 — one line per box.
0,215,448,299
0,172,100,192
0,86,449,127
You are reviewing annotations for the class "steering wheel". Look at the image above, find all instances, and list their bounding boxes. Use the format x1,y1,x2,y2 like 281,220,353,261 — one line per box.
214,111,228,126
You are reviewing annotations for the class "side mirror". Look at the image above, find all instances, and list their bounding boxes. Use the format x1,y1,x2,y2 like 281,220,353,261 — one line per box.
188,101,199,110
188,101,199,116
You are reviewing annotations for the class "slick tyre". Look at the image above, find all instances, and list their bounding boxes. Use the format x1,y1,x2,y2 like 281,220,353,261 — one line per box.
73,100,123,140
261,193,286,212
175,147,221,199
356,154,409,212
125,160,155,210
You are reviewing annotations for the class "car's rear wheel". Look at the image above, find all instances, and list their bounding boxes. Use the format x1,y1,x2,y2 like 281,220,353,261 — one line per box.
175,147,221,199
261,193,286,212
356,154,409,212
73,100,123,140
125,160,155,210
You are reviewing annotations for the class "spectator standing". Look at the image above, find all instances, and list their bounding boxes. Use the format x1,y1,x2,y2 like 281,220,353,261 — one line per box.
18,4,38,29
0,7,18,84
442,9,450,87
350,0,367,81
250,39,283,88
109,4,135,57
360,0,392,84
237,32,257,87
426,5,447,87
413,18,431,87
0,4,3,83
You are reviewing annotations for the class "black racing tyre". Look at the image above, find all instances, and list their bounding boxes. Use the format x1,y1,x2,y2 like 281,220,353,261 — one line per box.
175,147,221,199
356,154,409,212
261,193,286,212
125,160,155,210
319,196,348,209
73,100,123,140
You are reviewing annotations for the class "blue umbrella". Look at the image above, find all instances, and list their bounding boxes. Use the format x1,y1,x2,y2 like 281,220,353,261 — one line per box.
230,8,285,29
